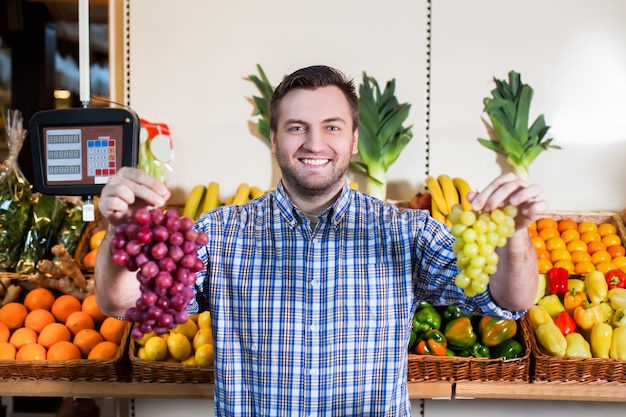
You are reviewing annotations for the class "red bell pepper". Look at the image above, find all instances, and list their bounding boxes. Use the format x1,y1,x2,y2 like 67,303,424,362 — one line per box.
546,267,568,296
554,310,577,336
605,269,626,290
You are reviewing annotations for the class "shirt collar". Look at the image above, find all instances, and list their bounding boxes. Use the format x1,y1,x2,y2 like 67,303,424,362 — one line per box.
273,180,352,229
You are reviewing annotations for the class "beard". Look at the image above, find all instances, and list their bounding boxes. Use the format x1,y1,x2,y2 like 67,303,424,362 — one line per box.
275,151,350,200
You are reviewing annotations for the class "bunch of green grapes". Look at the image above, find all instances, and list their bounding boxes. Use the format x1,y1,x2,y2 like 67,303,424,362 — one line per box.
448,203,518,297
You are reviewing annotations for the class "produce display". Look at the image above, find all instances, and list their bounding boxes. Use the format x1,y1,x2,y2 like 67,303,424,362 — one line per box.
530,216,626,361
110,208,208,341
409,303,523,360
183,181,267,221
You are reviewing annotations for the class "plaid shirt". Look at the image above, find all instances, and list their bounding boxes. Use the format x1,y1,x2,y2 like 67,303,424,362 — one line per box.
190,182,523,416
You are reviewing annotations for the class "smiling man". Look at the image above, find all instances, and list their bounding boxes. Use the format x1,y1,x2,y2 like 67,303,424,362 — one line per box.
95,65,546,416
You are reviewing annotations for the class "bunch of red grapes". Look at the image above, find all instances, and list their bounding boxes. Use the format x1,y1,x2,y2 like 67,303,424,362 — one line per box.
110,207,208,340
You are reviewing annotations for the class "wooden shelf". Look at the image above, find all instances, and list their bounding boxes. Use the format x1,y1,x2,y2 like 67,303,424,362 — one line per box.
1,380,626,402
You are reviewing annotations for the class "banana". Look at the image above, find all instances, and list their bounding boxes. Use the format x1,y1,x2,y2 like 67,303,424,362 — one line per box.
452,177,473,211
430,192,447,223
437,174,458,214
249,186,265,200
425,176,449,216
183,185,206,219
232,183,251,205
200,181,220,215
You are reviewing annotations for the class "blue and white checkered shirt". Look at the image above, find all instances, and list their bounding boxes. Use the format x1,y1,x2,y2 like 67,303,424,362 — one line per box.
190,182,523,416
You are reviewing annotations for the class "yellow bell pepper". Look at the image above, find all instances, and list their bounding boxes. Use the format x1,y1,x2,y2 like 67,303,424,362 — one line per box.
535,321,567,356
573,301,605,331
527,305,553,331
563,288,587,316
585,270,608,304
599,301,615,324
609,326,626,361
568,278,585,294
533,273,547,305
608,287,626,311
565,332,591,358
537,294,565,318
590,322,613,358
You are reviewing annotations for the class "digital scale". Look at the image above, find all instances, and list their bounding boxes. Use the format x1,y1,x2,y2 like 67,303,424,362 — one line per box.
29,107,140,197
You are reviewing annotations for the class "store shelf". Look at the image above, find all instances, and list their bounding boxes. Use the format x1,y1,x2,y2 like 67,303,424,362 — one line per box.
1,380,626,402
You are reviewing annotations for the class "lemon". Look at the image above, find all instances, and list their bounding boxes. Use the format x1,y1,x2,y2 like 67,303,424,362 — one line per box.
144,336,167,361
181,355,197,366
136,346,148,360
197,311,212,330
171,319,198,340
193,328,213,351
195,344,214,367
136,330,157,346
167,332,192,361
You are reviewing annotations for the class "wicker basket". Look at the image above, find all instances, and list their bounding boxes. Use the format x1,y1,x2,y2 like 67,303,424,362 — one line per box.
74,207,108,274
129,334,214,384
523,315,626,384
540,210,626,241
407,317,531,383
0,321,131,382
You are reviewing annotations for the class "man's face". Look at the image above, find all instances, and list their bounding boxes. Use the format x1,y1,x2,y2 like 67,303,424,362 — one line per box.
270,86,358,197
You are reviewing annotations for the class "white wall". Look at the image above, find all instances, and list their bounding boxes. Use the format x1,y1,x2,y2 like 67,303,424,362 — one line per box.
129,0,626,211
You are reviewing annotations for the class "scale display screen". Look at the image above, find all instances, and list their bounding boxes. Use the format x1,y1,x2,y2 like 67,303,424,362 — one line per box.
29,108,140,196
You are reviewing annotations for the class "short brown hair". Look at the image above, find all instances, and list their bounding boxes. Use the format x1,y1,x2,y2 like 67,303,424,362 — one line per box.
269,65,359,133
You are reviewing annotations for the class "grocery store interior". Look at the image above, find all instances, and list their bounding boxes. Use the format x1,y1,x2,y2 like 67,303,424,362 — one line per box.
1,0,626,416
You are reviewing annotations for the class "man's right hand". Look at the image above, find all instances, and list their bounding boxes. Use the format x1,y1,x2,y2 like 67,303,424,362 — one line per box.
98,167,171,227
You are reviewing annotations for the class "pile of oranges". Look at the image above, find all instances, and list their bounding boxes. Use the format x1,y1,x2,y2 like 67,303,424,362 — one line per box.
0,288,127,361
529,217,626,276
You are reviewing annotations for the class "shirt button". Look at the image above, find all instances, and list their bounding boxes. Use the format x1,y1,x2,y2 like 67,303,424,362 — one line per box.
309,368,318,376
313,238,319,244
310,279,318,287
310,324,319,332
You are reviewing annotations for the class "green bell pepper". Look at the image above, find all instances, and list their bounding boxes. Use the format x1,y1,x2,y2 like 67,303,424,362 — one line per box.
478,316,518,347
443,317,477,350
458,342,490,358
489,338,523,360
442,305,471,321
416,329,448,356
412,302,441,335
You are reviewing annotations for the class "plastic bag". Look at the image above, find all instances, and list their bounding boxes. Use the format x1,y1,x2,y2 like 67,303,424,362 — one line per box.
0,110,33,271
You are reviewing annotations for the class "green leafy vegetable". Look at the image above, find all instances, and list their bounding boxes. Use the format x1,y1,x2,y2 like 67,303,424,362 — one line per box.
246,64,280,144
351,72,413,200
478,70,560,181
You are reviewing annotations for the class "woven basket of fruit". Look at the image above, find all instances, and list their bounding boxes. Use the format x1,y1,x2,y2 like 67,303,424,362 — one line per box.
74,207,108,274
0,285,131,382
406,306,531,383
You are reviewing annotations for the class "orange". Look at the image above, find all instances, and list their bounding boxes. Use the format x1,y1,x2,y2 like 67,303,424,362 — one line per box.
587,241,607,255
591,250,612,266
581,231,602,244
557,219,578,233
90,229,107,251
65,311,95,336
602,234,622,248
23,287,56,312
578,221,598,234
528,227,539,239
560,228,580,244
38,322,71,349
16,343,47,361
539,227,559,242
598,223,617,237
9,327,38,349
0,342,16,360
87,341,119,360
575,261,595,275
571,251,592,264
24,309,56,334
537,218,558,231
537,258,553,274
0,303,28,330
51,295,82,324
550,249,571,263
553,260,575,275
596,261,617,275
528,221,537,231
99,317,128,344
82,294,107,324
536,248,550,260
611,255,626,269
546,237,566,251
0,322,9,343
566,240,587,253
47,340,82,361
83,249,98,269
73,328,104,358
532,236,547,251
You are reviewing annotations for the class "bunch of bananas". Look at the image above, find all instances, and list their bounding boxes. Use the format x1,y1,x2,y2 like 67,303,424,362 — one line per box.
182,182,267,220
425,175,473,226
